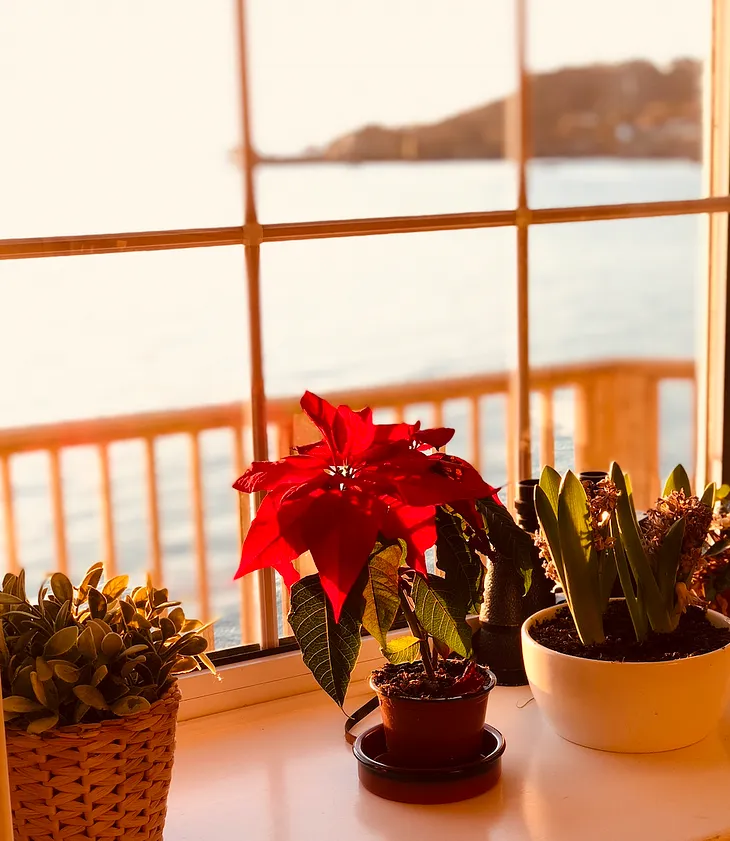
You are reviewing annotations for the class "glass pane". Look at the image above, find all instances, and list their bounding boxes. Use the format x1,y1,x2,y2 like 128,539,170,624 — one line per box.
248,0,517,221
262,227,516,464
0,2,241,237
528,0,711,207
261,229,518,631
529,215,702,506
0,246,249,648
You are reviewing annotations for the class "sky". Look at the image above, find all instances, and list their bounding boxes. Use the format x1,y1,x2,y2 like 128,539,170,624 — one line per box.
0,0,713,234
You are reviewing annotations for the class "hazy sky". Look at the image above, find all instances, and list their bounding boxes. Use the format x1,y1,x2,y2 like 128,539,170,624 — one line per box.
0,0,711,236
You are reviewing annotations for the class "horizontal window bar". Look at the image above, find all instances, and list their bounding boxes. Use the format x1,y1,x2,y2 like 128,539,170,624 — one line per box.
2,195,730,261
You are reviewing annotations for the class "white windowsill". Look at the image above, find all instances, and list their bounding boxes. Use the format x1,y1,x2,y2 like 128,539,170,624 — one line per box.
166,682,730,841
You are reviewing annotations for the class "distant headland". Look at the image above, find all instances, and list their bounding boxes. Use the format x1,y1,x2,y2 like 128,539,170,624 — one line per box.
253,58,701,165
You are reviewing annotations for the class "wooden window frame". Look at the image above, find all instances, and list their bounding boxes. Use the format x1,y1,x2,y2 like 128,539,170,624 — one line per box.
1,0,730,654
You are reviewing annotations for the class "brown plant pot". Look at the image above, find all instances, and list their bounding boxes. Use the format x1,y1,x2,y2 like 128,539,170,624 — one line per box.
6,685,180,841
369,667,497,768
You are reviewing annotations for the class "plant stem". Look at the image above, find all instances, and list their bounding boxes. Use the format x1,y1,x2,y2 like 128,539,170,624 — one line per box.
398,578,436,679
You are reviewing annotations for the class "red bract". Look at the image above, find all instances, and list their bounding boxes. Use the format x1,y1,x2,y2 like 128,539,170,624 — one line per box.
233,391,500,621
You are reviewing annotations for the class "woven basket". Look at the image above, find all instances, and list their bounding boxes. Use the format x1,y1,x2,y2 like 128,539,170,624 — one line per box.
6,685,180,841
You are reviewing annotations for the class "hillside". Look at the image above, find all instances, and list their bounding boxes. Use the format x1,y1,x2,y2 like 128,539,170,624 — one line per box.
304,59,701,163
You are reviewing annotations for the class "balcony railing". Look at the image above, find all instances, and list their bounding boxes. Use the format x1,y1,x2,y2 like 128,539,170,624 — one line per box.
0,357,694,649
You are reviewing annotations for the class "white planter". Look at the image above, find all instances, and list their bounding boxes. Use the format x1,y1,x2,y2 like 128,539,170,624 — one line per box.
521,602,730,753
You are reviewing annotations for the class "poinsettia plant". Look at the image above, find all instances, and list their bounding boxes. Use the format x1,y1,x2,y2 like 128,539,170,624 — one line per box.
233,391,533,706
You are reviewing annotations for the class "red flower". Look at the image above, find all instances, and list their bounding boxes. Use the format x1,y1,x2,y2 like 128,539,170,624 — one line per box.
234,391,500,621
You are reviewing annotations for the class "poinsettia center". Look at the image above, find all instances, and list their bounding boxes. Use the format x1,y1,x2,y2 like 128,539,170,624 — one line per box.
326,464,358,479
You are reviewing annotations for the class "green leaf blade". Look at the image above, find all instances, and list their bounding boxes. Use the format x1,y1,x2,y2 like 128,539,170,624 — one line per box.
382,635,421,665
288,575,362,707
411,574,472,658
663,464,692,497
361,543,403,649
556,471,604,644
436,508,485,612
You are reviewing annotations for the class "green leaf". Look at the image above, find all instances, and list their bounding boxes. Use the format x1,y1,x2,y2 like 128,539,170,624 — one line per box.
50,573,74,604
656,518,686,609
382,635,421,665
717,484,730,501
436,508,485,611
610,520,648,641
30,672,48,707
519,567,533,596
535,484,566,589
700,483,716,508
3,696,44,714
44,626,78,658
539,465,562,513
87,588,107,619
0,593,24,605
557,471,604,644
77,627,97,660
101,633,124,658
411,574,472,658
287,575,362,707
111,696,151,717
78,563,104,596
361,542,403,649
73,685,108,710
52,662,82,683
663,464,692,497
476,495,534,580
168,607,186,631
35,657,53,682
705,537,730,558
27,713,59,734
102,575,129,601
611,462,673,633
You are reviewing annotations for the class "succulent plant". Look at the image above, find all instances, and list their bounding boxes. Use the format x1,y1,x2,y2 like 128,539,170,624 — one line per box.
0,563,215,733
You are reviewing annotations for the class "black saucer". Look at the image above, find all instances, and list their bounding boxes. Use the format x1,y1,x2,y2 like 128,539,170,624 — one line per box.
353,724,505,804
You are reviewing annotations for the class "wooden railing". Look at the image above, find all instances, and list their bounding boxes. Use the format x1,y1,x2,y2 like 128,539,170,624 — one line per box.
0,357,694,648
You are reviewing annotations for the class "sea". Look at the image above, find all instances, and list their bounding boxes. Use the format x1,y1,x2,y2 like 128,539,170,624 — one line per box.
0,159,705,647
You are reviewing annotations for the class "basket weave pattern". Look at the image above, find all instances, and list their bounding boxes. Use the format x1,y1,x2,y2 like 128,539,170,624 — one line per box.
6,686,180,841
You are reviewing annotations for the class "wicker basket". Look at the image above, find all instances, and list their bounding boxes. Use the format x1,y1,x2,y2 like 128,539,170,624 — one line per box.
6,685,180,841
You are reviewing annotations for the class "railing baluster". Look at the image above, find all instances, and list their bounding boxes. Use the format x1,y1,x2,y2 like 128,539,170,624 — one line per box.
469,395,482,472
98,443,117,578
394,405,405,423
233,425,257,646
0,457,19,574
189,433,211,626
144,437,163,587
432,401,444,428
505,394,517,510
538,390,555,468
48,449,68,575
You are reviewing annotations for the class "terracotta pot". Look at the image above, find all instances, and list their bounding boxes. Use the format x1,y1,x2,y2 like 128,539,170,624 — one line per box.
370,667,497,768
522,602,730,753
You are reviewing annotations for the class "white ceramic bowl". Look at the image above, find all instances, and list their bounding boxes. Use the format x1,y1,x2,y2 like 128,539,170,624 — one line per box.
522,602,730,753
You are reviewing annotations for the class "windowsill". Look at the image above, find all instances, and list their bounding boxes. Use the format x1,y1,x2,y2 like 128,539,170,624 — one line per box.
166,683,730,841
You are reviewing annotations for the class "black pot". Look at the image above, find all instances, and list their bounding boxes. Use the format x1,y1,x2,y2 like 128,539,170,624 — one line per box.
473,479,556,686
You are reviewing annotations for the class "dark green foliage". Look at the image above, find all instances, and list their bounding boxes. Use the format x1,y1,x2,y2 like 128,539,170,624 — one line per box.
1,564,214,733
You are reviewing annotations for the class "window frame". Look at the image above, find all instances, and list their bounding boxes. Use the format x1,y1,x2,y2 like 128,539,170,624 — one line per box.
2,0,730,704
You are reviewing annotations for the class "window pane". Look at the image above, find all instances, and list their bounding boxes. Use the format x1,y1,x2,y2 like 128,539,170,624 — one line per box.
529,215,701,505
0,2,241,237
0,246,249,648
261,228,517,488
528,0,711,207
248,1,516,221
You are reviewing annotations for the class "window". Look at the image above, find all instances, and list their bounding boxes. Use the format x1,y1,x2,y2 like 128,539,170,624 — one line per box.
2,1,730,685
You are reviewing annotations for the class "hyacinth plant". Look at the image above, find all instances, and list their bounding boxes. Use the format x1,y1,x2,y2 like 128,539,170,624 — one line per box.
234,391,533,706
535,461,719,645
